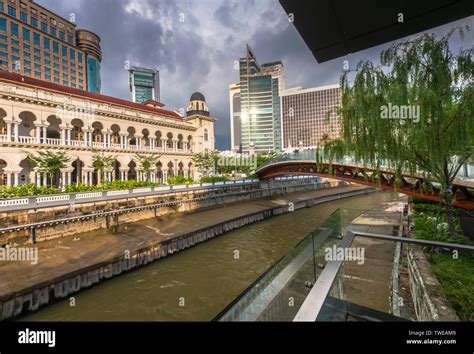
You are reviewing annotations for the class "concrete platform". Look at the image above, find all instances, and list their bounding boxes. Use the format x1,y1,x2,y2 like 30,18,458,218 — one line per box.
344,201,406,313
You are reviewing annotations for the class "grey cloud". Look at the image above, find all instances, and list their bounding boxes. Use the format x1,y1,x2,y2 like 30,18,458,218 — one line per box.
36,1,472,150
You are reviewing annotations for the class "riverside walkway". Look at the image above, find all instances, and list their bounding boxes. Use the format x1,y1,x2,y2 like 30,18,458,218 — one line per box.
0,185,372,319
343,201,407,314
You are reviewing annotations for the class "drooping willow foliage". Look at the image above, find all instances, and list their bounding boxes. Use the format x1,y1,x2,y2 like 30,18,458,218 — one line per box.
326,27,474,235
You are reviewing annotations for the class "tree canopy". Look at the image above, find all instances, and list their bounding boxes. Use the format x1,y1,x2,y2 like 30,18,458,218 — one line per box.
28,150,70,186
327,27,473,235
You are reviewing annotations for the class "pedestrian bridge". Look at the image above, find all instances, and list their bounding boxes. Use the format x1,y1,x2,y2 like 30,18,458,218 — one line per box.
256,151,474,209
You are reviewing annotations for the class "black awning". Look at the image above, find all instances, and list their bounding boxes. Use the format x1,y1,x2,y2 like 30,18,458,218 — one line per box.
279,0,474,63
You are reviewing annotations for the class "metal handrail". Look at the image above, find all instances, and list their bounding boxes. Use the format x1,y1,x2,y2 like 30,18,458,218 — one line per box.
293,230,474,322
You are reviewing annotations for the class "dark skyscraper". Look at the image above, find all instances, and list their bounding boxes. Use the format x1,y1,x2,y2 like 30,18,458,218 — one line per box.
238,45,285,154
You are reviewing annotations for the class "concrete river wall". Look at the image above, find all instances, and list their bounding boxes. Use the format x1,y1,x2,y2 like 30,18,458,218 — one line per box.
1,178,324,245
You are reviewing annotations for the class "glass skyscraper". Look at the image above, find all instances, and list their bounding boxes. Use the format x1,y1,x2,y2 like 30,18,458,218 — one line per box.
238,45,285,154
129,67,160,103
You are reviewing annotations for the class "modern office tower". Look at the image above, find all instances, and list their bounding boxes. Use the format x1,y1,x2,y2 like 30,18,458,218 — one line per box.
229,83,241,152
280,84,341,150
0,0,102,92
238,45,285,154
129,67,160,103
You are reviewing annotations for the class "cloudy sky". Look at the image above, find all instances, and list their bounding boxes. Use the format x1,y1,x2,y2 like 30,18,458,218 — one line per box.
37,0,473,149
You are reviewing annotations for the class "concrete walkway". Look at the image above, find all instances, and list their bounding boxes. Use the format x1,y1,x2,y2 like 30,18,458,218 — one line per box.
0,185,369,300
344,201,406,313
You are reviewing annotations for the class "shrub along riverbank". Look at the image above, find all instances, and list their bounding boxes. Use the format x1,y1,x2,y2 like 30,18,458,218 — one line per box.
411,198,474,320
0,180,161,198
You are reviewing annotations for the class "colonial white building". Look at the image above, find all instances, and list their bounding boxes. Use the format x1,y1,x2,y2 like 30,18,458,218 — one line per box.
0,71,215,187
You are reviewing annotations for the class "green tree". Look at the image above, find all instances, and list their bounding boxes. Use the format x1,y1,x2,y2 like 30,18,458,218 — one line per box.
328,28,474,236
256,151,282,168
134,153,160,182
91,150,116,184
28,150,70,187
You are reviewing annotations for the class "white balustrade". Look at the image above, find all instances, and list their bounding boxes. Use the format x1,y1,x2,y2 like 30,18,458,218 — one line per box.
0,198,29,207
154,186,171,192
132,187,152,193
106,190,130,196
70,139,86,147
36,195,70,203
2,131,196,155
76,192,103,199
45,138,61,145
92,141,108,148
18,136,34,144
172,184,187,189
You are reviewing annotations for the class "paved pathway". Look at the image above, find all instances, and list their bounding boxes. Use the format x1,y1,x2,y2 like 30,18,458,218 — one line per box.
344,201,406,313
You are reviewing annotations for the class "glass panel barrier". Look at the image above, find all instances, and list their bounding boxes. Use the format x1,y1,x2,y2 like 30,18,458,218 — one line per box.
315,240,473,322
216,208,474,322
215,208,366,321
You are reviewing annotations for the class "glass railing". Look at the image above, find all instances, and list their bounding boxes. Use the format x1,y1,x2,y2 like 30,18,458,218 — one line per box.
312,238,473,322
216,208,474,322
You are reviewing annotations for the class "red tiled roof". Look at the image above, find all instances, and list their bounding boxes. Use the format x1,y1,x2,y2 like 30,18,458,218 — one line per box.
0,71,182,119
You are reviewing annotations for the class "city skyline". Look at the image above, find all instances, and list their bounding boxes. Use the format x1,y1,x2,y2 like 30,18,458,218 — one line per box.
36,0,472,150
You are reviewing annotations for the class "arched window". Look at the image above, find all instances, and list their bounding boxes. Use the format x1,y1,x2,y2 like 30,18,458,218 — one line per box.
72,126,83,140
204,128,209,142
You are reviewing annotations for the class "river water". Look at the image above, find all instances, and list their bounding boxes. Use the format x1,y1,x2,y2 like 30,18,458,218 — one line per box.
22,191,398,321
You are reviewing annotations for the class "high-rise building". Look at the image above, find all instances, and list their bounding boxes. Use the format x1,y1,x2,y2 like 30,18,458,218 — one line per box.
0,0,102,92
281,85,341,150
238,45,285,154
129,67,160,103
229,83,241,152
